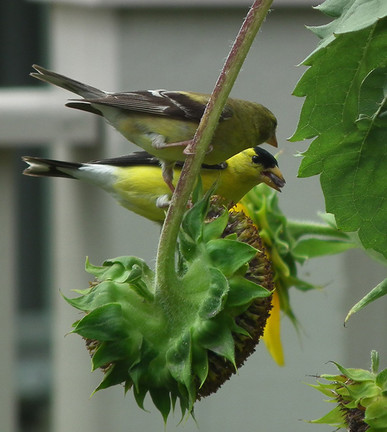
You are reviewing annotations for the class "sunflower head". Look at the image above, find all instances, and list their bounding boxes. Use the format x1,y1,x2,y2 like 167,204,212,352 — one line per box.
309,351,387,431
64,191,274,421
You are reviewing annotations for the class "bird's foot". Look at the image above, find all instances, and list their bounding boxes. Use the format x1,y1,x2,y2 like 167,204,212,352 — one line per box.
161,163,175,193
156,194,171,209
183,143,213,155
150,133,191,150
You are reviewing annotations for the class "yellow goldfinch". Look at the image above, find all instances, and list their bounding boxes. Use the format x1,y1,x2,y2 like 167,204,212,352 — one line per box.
22,147,285,222
31,65,278,189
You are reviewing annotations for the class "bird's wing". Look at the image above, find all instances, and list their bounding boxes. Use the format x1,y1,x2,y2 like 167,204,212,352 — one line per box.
90,151,228,170
31,66,234,122
90,152,161,167
77,90,233,122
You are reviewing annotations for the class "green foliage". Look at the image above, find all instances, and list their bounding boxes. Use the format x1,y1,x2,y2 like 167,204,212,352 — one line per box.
290,0,387,314
345,278,387,322
240,184,356,327
291,0,387,257
309,351,387,431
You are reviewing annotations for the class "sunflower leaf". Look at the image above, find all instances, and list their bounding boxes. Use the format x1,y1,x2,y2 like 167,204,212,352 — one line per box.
291,7,387,259
345,278,387,322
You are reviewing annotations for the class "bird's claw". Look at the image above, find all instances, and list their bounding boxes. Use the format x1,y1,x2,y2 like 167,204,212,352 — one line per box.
183,143,213,156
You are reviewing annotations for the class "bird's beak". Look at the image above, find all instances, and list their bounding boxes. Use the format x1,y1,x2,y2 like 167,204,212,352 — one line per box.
262,166,286,192
266,134,278,148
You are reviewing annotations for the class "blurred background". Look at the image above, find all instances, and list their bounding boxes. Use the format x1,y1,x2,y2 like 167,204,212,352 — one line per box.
1,0,386,431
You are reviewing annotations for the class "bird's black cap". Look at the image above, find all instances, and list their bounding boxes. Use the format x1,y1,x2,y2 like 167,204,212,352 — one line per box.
252,146,278,168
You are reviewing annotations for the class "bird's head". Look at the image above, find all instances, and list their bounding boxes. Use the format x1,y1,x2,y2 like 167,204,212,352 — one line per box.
252,104,278,148
250,147,285,192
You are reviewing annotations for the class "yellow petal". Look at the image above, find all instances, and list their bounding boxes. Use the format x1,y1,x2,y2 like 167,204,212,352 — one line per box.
262,290,284,366
231,202,245,214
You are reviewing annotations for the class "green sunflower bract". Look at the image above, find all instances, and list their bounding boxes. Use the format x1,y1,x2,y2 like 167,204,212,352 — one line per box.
309,351,387,431
64,192,273,422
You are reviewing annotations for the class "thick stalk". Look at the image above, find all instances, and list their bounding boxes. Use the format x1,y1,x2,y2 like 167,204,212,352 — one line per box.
155,0,274,295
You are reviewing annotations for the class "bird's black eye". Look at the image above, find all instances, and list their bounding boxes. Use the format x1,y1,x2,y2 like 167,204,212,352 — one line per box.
252,155,260,164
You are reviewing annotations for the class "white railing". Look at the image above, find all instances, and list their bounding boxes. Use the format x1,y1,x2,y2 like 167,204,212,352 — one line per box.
0,89,97,145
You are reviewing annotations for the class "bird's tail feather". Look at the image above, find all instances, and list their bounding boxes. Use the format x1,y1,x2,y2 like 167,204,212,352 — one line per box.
65,101,103,117
22,156,81,179
31,65,105,99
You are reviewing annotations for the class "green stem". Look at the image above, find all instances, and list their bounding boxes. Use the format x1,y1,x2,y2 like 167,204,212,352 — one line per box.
155,0,274,296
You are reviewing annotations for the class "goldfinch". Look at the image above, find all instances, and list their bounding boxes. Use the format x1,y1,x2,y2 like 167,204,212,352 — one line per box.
22,147,285,223
31,65,278,189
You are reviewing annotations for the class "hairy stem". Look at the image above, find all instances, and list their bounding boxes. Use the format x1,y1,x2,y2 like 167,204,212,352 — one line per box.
155,0,274,297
